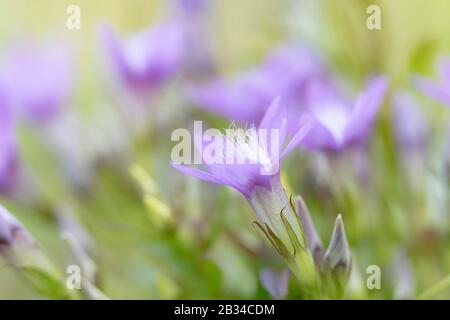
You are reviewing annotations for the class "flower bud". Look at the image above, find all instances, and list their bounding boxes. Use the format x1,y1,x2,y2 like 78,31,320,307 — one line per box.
320,215,352,298
130,164,173,229
0,204,35,253
324,214,351,275
295,195,324,266
129,164,157,196
144,195,173,228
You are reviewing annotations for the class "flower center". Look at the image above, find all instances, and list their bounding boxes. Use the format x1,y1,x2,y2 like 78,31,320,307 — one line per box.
226,124,277,173
314,103,350,145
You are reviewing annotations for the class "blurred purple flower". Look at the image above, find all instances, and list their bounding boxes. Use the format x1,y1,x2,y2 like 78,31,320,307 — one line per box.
174,0,210,15
100,23,183,94
444,125,450,177
392,90,428,153
0,41,74,123
187,45,328,124
187,69,279,123
172,98,312,197
260,268,289,299
301,76,388,151
392,249,415,300
413,59,450,107
0,91,19,194
264,46,329,103
172,0,217,79
0,204,34,249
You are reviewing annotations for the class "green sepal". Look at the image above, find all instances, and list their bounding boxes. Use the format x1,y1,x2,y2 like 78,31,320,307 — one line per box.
280,208,304,255
252,221,291,259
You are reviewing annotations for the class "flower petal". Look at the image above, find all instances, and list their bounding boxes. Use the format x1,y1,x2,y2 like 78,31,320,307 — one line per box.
345,75,388,144
260,268,290,299
281,114,313,157
413,75,450,107
300,117,341,151
171,162,224,185
188,70,276,124
258,97,287,131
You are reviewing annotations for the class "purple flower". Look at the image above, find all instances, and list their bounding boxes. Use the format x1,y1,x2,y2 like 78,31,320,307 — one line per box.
100,23,183,94
263,45,329,102
413,58,450,107
0,91,18,194
172,98,311,197
172,0,217,79
172,98,312,254
0,40,73,123
187,45,328,124
301,76,388,151
173,0,210,16
392,90,428,153
187,69,279,123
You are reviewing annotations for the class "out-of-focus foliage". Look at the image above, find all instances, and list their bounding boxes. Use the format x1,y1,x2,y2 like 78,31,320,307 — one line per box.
0,0,449,299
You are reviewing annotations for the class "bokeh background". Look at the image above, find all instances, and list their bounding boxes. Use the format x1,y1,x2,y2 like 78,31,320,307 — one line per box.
0,0,449,299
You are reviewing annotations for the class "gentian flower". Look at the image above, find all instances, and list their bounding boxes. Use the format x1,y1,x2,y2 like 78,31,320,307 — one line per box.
0,91,19,194
188,45,328,124
171,98,311,196
413,58,450,107
100,23,183,95
0,40,73,123
172,98,312,252
171,98,354,298
172,110,353,297
301,76,388,151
